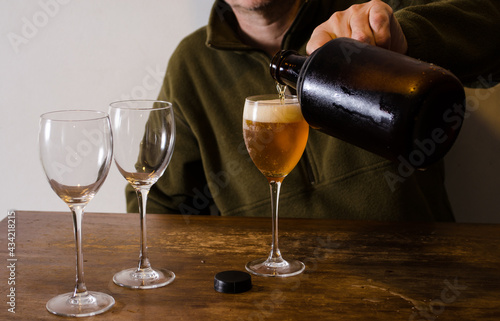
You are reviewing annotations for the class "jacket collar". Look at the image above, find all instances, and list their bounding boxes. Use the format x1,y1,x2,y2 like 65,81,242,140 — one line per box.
206,0,319,53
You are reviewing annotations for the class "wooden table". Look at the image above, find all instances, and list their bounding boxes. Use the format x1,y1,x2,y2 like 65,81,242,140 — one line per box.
1,211,499,320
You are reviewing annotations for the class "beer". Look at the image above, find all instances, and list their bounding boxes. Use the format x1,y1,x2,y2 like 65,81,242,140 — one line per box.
243,95,308,277
270,38,466,169
243,96,309,179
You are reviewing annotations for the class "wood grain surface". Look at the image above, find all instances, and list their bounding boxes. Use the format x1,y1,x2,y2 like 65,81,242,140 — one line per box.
1,211,499,320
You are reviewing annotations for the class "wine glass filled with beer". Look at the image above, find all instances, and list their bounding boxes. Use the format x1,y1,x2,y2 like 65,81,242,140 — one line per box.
243,94,309,277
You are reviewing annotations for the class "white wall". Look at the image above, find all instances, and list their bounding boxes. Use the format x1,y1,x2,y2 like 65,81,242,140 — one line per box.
0,0,213,220
1,1,499,223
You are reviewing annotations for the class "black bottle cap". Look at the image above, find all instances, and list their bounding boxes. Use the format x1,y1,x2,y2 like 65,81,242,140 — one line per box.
214,271,252,294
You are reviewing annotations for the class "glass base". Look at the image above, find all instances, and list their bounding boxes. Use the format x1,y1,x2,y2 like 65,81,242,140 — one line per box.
46,291,114,317
246,257,305,277
113,267,175,289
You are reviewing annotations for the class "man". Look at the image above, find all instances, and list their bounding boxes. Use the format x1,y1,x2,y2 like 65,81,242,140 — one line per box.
126,0,500,221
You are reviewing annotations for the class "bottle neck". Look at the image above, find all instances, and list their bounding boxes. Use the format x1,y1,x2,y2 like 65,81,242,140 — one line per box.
270,50,307,90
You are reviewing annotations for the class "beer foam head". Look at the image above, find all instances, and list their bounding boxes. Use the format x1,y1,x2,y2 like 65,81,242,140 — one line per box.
244,98,303,123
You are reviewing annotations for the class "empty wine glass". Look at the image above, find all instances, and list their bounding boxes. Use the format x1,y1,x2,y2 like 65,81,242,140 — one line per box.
109,100,175,289
39,110,115,317
243,94,309,277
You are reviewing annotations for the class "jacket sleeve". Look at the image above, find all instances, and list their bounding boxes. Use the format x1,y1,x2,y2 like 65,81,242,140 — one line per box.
394,0,500,87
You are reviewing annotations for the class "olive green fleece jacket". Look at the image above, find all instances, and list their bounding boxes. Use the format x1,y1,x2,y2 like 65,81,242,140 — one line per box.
126,0,500,221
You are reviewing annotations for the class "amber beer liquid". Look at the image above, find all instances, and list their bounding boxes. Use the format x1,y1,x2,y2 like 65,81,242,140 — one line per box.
270,38,466,169
243,97,309,179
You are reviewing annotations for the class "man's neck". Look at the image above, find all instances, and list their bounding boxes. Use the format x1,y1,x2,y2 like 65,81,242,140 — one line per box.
231,0,303,56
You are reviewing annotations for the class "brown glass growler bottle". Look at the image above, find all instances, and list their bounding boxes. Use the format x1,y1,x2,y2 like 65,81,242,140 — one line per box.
270,38,465,169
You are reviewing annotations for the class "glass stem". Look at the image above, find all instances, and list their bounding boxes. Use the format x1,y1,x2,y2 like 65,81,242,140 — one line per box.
136,188,152,271
70,204,88,297
268,179,284,263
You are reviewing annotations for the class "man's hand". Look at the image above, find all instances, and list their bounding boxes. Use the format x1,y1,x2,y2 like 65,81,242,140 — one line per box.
306,0,408,55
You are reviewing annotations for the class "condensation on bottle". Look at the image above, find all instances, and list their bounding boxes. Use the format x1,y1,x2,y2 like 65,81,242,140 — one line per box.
270,37,466,169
